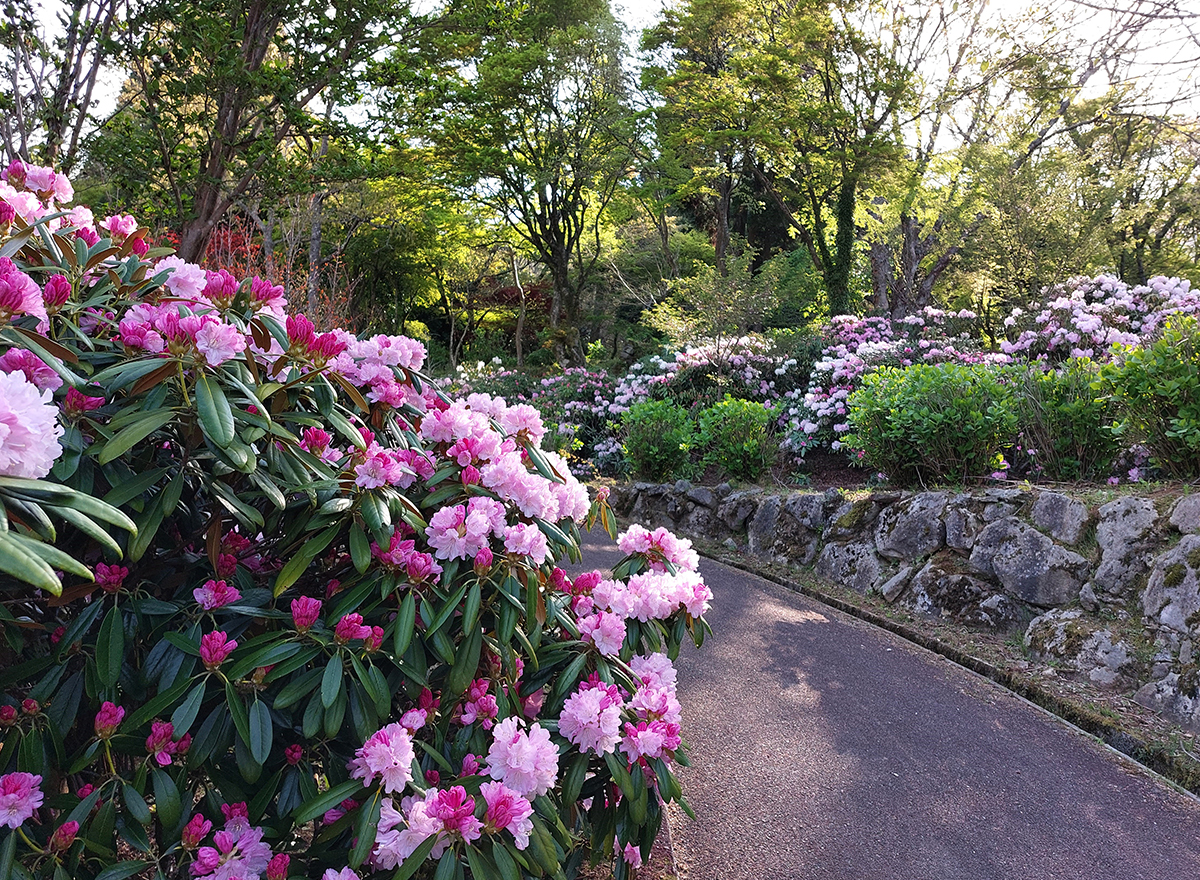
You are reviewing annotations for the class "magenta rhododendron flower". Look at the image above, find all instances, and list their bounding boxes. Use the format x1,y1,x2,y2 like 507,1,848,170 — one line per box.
0,348,61,392
460,679,499,729
290,596,322,631
94,701,125,739
95,562,128,593
349,722,415,794
481,780,534,849
0,368,63,478
200,631,237,669
485,717,558,798
428,786,483,842
0,772,43,828
48,819,79,852
266,853,290,880
146,720,178,766
181,813,213,849
334,612,372,643
194,578,240,610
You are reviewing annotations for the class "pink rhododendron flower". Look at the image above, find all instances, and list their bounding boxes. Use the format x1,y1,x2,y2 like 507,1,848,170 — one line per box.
349,722,415,794
190,821,272,880
560,680,624,755
43,274,71,311
200,631,237,669
373,792,446,868
0,772,43,828
321,870,360,880
623,842,644,868
194,578,240,610
146,720,179,766
334,612,372,643
194,319,247,366
425,496,506,561
156,256,209,301
503,522,549,565
266,853,290,880
63,387,105,418
102,214,138,238
0,368,63,478
576,611,626,657
480,780,534,849
96,562,129,592
0,347,62,392
460,679,499,729
428,786,483,842
485,717,558,798
250,276,287,319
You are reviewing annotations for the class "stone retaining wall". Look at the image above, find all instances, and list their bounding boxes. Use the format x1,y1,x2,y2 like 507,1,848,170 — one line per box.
610,481,1200,729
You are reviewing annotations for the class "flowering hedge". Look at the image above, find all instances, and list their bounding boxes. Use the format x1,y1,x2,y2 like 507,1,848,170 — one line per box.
0,163,712,880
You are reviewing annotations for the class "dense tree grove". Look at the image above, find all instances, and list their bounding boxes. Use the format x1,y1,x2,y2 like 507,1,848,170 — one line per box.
3,0,1197,368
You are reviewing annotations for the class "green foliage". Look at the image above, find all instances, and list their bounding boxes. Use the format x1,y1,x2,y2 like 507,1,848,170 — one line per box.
1099,318,1200,477
622,400,693,481
843,363,1019,486
695,396,777,481
1013,361,1119,481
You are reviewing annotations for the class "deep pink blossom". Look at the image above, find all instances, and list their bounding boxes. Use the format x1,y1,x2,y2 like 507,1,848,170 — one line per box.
48,820,79,852
266,853,290,880
194,578,240,610
481,780,534,849
94,701,125,739
181,813,213,848
200,631,237,670
334,612,372,643
290,596,322,631
0,348,61,392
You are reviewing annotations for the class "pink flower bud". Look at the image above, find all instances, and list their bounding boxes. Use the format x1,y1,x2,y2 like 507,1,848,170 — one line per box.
200,631,237,670
43,274,70,310
334,613,371,644
0,705,14,727
290,597,321,632
266,853,290,880
0,201,14,227
146,719,176,766
364,626,384,653
284,744,303,765
48,820,79,852
461,464,481,486
181,813,212,849
21,698,38,715
473,547,493,575
424,769,440,786
94,701,125,739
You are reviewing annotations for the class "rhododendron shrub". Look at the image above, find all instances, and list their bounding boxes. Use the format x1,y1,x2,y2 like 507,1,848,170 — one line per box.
0,164,712,880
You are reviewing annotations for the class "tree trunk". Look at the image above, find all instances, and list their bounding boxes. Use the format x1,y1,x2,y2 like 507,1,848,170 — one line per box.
827,175,857,316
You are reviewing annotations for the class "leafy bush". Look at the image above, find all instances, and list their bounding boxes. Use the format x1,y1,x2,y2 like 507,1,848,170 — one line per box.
0,163,713,880
1012,361,1119,481
622,400,693,481
695,396,777,481
1099,317,1200,477
843,363,1019,486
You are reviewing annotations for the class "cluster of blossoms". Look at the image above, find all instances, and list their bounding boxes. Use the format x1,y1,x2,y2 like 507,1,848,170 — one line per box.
998,274,1200,361
776,309,1010,457
0,164,710,880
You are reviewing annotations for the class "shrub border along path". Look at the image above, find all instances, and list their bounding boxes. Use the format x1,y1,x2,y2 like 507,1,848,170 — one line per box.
692,536,1200,799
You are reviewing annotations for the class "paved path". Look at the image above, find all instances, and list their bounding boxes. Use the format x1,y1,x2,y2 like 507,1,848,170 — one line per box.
575,534,1200,880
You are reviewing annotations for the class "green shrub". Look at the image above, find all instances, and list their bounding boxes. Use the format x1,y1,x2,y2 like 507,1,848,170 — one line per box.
623,399,693,480
695,395,777,481
843,363,1018,486
1099,317,1200,477
1013,360,1119,481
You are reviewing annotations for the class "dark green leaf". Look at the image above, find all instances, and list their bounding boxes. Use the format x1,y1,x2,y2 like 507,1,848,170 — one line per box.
96,605,124,687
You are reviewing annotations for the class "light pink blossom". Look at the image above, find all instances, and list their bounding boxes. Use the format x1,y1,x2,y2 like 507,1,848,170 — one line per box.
0,772,43,828
349,722,415,794
0,368,63,478
485,717,558,798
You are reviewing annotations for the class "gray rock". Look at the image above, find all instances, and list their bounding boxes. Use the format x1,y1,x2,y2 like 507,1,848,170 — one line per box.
982,502,1017,522
969,517,1089,607
880,565,914,602
945,507,984,553
1170,495,1200,534
1142,533,1200,640
717,489,761,531
814,541,882,594
673,479,693,494
904,557,1019,627
747,496,781,559
875,492,947,561
686,486,717,509
1024,609,1134,688
825,498,884,542
982,488,1029,503
1134,674,1200,733
681,505,722,541
781,493,828,532
1089,497,1161,601
1031,492,1090,545
770,495,825,566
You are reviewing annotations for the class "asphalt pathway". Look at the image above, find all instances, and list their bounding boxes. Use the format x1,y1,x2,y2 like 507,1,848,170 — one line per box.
575,533,1200,880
